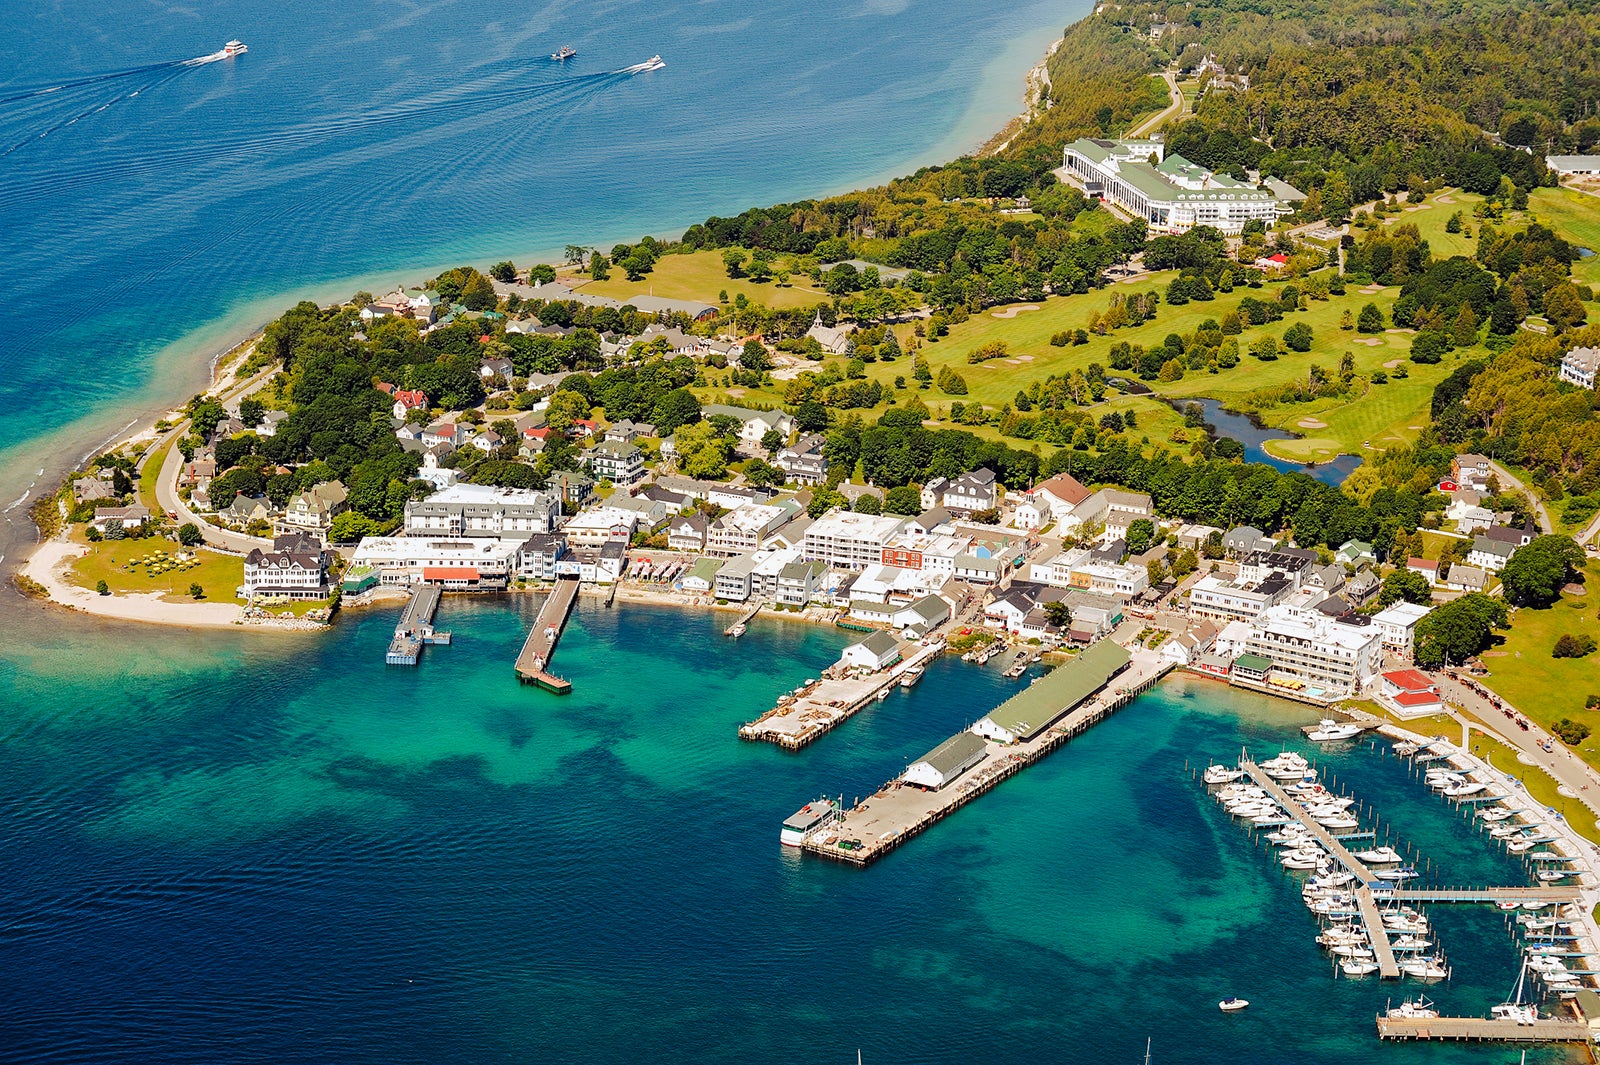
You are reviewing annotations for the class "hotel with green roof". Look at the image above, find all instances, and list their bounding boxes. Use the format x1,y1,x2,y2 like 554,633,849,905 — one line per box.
1061,137,1291,235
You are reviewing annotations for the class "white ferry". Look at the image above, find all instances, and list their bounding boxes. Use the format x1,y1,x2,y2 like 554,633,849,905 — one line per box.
551,46,576,61
899,665,925,689
222,39,248,57
781,797,839,847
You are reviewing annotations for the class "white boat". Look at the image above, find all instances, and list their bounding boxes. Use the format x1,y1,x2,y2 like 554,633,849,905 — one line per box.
1393,742,1419,757
1385,916,1430,935
1444,781,1488,798
1538,869,1575,882
1342,959,1380,976
1280,852,1323,870
1390,935,1434,951
780,797,839,847
1522,900,1553,911
1492,961,1540,1025
222,39,247,58
1427,773,1465,792
1379,866,1420,881
1356,846,1403,864
1490,824,1522,839
1266,827,1311,844
1308,719,1363,742
1316,814,1359,831
899,666,925,689
1480,807,1515,823
1401,957,1450,980
1218,997,1249,1012
1506,838,1538,853
551,45,576,60
1386,995,1439,1019
1204,764,1243,785
1329,943,1375,959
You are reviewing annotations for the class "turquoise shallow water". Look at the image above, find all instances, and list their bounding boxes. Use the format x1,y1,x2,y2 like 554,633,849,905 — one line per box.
0,598,1579,1062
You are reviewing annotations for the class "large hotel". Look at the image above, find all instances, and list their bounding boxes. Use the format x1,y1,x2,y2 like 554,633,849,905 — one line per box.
1061,137,1289,234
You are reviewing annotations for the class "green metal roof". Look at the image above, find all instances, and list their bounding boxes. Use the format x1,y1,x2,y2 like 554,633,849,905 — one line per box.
982,640,1131,741
1235,653,1273,672
685,557,724,584
911,730,987,775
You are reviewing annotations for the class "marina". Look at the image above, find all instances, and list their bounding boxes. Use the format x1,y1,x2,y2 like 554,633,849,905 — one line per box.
384,584,450,666
799,643,1172,865
514,577,580,693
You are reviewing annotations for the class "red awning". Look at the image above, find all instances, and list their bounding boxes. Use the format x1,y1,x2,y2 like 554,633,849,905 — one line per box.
423,567,480,581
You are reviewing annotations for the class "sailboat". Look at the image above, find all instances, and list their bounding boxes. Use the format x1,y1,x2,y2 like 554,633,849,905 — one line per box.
1491,960,1539,1025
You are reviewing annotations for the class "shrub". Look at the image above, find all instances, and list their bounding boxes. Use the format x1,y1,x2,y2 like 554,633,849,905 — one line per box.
1283,322,1314,352
189,583,205,600
1357,303,1384,333
177,522,201,546
95,580,109,596
1552,718,1592,745
1553,633,1597,658
1050,331,1071,347
967,340,1009,364
1587,694,1600,709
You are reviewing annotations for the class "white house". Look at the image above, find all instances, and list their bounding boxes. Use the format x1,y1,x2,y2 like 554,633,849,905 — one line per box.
1373,601,1432,658
1559,346,1600,390
242,534,330,599
839,630,901,671
902,731,987,790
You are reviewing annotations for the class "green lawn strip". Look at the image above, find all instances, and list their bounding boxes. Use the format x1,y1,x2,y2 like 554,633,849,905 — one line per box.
565,249,831,311
139,438,175,512
68,533,242,603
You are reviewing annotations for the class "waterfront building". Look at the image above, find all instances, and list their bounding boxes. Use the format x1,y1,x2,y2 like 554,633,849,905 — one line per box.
403,483,556,539
242,534,330,599
1240,606,1383,695
90,504,151,534
1061,137,1287,234
1373,601,1432,658
803,511,907,570
562,508,639,548
972,640,1131,743
1559,346,1600,390
349,535,523,587
706,503,794,557
275,480,348,542
902,731,987,791
776,560,828,607
839,630,901,671
680,556,724,594
714,552,759,602
516,533,568,580
1378,669,1445,717
1187,572,1289,623
666,514,707,552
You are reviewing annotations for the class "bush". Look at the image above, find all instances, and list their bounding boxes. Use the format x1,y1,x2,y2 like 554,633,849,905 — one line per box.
1552,718,1592,745
95,580,109,596
1283,322,1314,352
189,583,205,600
1050,331,1071,347
1357,303,1385,333
1587,694,1600,709
967,341,1009,364
85,526,102,542
177,522,201,546
1553,633,1597,658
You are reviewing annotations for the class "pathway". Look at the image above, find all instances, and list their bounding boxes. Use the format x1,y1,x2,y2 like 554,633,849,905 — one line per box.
1127,70,1183,139
1485,459,1552,535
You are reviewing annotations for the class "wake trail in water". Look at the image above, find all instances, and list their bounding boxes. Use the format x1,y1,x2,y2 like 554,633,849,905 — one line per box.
0,59,190,106
0,65,197,160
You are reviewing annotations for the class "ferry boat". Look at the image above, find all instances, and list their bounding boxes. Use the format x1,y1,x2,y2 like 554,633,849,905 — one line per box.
899,665,924,688
222,39,248,58
781,797,839,847
551,46,576,60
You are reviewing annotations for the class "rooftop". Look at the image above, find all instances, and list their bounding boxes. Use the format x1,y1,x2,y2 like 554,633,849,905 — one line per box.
981,640,1131,741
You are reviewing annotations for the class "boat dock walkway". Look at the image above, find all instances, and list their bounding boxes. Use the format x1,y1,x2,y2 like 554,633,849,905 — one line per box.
725,602,761,637
1376,1015,1592,1044
801,649,1171,866
386,584,449,666
515,577,580,693
1387,887,1584,904
739,641,945,749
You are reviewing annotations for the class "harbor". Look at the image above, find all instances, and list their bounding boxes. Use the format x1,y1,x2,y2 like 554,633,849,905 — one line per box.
384,584,450,666
798,642,1172,865
514,577,580,693
738,638,946,750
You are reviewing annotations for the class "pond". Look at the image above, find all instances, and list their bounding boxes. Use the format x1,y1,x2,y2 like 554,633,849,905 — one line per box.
1172,398,1365,487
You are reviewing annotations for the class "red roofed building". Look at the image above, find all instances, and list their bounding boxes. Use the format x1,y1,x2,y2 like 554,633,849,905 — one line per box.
422,566,482,588
1379,669,1443,717
392,389,429,419
376,381,396,396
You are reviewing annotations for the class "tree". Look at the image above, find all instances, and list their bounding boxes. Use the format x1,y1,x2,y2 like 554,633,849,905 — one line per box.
238,397,265,427
853,493,883,515
1126,518,1155,555
589,255,610,281
189,583,205,600
177,522,201,546
1357,303,1384,333
1249,335,1279,361
744,458,784,487
329,511,383,543
1500,535,1585,606
1544,283,1588,333
1379,569,1432,606
674,421,731,479
528,264,556,285
544,390,592,434
461,272,497,311
1553,719,1592,745
1283,322,1314,352
794,400,829,432
740,340,772,373
1413,593,1509,667
95,579,109,596
1553,634,1597,659
490,261,516,282
1042,600,1072,629
760,427,785,454
885,485,922,515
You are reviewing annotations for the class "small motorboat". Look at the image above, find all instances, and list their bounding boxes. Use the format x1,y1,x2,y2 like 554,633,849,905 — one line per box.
1400,957,1450,980
551,46,576,60
1356,846,1403,864
1479,807,1515,823
1444,780,1488,798
1386,995,1439,1019
1218,997,1249,1012
1522,900,1553,911
1390,935,1434,951
1538,869,1575,882
1316,814,1359,831
1342,959,1380,976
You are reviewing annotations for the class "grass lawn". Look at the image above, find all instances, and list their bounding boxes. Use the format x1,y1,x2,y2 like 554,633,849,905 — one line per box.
564,249,830,311
68,533,242,603
1529,187,1600,285
139,438,175,512
1460,724,1600,842
1479,562,1600,766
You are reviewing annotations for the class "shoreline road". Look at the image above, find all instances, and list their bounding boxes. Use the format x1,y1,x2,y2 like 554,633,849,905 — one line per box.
1431,669,1600,828
1486,459,1553,535
1127,70,1183,139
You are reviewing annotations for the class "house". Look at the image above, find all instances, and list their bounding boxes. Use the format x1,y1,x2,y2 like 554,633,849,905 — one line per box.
943,469,1000,516
1466,536,1515,573
1454,505,1495,535
516,533,568,580
954,553,1004,585
1559,346,1600,390
666,514,708,552
1444,563,1489,593
680,556,724,594
894,594,950,634
1345,566,1380,606
604,419,655,444
906,507,953,536
1379,669,1445,718
276,480,348,540
1373,601,1432,658
470,429,504,454
714,552,760,601
700,404,796,449
421,422,464,448
706,503,793,557
478,356,514,382
973,640,1131,743
1336,540,1376,568
1030,473,1094,524
776,560,828,607
1059,491,1111,538
73,476,118,503
1161,621,1219,667
902,731,987,791
1101,490,1153,540
252,410,289,438
548,471,597,508
839,630,901,671
222,493,273,525
1451,454,1492,490
90,504,150,533
1175,523,1223,551
1406,557,1440,584
586,441,646,486
804,311,853,356
391,389,428,420
605,494,675,531
775,433,828,486
242,533,330,599
595,539,628,584
1223,526,1273,558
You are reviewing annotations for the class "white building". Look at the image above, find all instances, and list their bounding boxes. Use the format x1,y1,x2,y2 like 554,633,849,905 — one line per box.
706,503,791,557
1559,346,1600,390
1188,572,1289,623
349,535,523,587
585,440,646,485
839,630,902,671
562,508,639,548
1373,601,1432,658
1242,606,1383,695
404,483,556,538
902,731,987,791
803,511,907,570
1101,490,1153,540
1061,137,1288,235
1035,548,1149,598
242,534,329,599
700,404,795,449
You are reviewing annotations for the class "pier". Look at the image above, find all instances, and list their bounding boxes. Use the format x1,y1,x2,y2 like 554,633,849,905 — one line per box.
739,640,945,749
801,645,1170,866
515,577,580,693
1376,1014,1592,1044
725,602,761,637
385,584,450,666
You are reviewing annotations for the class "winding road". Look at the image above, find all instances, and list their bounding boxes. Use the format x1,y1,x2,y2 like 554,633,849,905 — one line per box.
1127,70,1184,139
1485,459,1553,536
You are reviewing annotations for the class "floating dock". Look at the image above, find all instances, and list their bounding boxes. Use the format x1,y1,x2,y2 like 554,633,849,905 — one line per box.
385,585,449,666
739,641,945,750
801,645,1170,866
1376,1014,1593,1043
515,577,580,693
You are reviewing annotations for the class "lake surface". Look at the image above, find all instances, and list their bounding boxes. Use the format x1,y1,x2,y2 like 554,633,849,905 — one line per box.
0,0,1071,542
1177,398,1365,486
0,598,1575,1064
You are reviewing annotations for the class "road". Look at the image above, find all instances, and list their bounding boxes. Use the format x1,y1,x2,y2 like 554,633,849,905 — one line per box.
147,364,279,555
1127,70,1183,139
1429,669,1600,827
1485,459,1553,535
1574,506,1600,549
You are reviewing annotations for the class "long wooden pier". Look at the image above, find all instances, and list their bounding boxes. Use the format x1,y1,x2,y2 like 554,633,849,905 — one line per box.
1377,1015,1592,1043
1388,887,1584,904
386,585,447,666
739,641,944,750
801,653,1171,866
515,577,580,693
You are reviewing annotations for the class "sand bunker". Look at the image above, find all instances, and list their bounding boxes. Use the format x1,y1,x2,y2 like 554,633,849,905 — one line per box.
1383,358,1405,368
1359,285,1386,294
990,304,1041,319
1386,327,1416,335
1436,194,1456,204
1297,418,1328,429
1355,338,1382,346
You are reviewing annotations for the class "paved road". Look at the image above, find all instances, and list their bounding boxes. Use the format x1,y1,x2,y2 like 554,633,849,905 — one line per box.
1429,669,1600,827
1486,459,1553,535
1574,506,1600,549
1128,70,1183,139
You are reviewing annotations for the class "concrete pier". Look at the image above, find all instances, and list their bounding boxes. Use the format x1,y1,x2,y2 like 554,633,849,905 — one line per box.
515,577,580,692
386,585,447,665
739,640,944,750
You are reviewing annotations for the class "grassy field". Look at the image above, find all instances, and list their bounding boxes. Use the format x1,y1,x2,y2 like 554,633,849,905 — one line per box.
139,438,174,512
1479,562,1600,761
1529,187,1600,285
67,533,242,603
564,249,832,311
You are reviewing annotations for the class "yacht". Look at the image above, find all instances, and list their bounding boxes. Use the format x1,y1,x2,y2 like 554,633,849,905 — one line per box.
1386,995,1439,1019
1308,719,1363,742
1378,865,1420,881
1281,851,1324,870
1506,838,1539,853
1342,959,1380,976
1444,780,1488,798
1390,935,1434,951
1218,998,1249,1012
1400,957,1451,980
899,665,925,689
1356,846,1403,864
780,797,839,847
1522,900,1554,911
1538,869,1576,882
551,46,576,60
1316,814,1360,831
1480,807,1515,823
1203,764,1243,785
1384,915,1431,935
1493,962,1540,1024
1329,943,1375,960
222,39,248,58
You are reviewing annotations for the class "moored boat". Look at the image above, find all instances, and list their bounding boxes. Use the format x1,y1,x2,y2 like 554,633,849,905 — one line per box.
780,796,839,847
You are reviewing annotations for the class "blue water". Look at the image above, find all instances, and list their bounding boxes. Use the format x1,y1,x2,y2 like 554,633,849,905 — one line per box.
0,600,1577,1063
0,0,1070,518
1180,398,1365,486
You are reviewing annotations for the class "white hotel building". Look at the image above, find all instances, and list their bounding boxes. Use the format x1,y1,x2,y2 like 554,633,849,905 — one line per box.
803,511,907,570
1242,606,1383,696
1061,138,1289,235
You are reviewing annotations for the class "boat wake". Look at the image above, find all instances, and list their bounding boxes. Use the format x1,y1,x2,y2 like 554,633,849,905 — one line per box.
619,55,667,74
